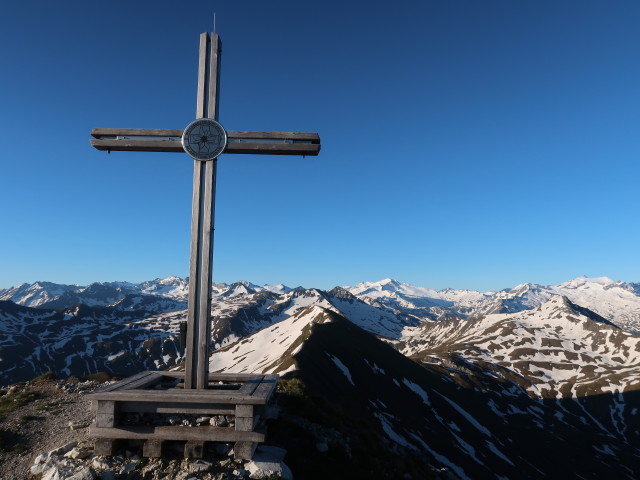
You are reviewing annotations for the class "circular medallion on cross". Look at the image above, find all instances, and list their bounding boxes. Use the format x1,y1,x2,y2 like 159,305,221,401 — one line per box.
182,118,227,161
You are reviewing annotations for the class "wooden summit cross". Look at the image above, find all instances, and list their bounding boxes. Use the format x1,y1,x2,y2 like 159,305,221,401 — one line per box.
91,32,320,391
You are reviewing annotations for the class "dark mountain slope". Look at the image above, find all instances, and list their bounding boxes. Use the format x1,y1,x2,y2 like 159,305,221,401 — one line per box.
283,309,640,479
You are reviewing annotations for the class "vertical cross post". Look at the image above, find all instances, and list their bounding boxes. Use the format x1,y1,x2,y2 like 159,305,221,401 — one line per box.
184,32,222,390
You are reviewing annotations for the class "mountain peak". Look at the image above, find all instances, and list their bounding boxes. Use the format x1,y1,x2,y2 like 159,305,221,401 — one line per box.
560,276,617,289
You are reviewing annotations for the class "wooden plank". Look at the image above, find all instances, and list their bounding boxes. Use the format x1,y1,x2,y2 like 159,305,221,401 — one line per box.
208,33,222,120
91,371,155,394
90,425,265,442
251,375,278,402
196,32,208,120
91,138,184,152
86,389,270,404
186,32,221,392
228,131,319,142
162,372,263,383
226,142,320,156
91,128,319,142
91,128,183,138
238,376,263,395
120,372,164,391
118,401,234,415
91,138,320,156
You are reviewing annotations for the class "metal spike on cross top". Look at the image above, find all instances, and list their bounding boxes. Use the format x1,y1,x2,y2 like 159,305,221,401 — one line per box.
90,32,321,390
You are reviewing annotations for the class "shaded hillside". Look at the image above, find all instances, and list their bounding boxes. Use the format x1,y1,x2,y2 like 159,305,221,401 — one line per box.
214,307,640,479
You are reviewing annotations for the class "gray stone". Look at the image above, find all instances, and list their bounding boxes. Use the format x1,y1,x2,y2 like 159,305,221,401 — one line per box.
246,446,292,480
67,467,95,480
91,459,110,471
30,462,51,476
64,447,92,459
210,415,228,427
188,460,213,473
174,472,197,480
196,416,210,424
48,441,78,457
41,461,76,480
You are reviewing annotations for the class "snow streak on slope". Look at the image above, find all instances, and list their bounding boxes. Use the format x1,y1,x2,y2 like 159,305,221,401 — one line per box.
210,306,333,374
400,296,640,398
209,303,640,479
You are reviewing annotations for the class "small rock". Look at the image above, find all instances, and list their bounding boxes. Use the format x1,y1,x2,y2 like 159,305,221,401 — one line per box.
67,466,95,480
210,415,228,427
64,447,92,460
68,421,85,430
122,462,137,474
315,442,329,453
196,416,210,424
48,441,78,457
246,446,292,480
174,472,197,480
188,460,212,473
91,459,111,470
31,463,51,476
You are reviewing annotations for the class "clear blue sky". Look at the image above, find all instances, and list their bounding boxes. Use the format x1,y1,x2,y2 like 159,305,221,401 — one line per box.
1,1,638,292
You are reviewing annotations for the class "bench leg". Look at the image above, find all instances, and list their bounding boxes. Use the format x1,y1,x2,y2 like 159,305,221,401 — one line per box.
143,439,164,458
234,441,257,460
184,441,205,459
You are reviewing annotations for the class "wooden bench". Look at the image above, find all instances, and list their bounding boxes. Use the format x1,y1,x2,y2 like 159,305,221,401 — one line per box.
86,371,278,459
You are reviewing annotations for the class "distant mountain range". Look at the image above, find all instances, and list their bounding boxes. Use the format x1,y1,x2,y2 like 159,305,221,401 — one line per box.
1,276,639,478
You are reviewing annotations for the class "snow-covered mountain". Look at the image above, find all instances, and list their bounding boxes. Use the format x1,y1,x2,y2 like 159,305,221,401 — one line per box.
398,295,640,398
2,275,640,476
210,305,640,479
0,301,183,382
345,276,640,333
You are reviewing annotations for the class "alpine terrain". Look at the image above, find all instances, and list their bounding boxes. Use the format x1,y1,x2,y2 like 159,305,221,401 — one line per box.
1,276,639,478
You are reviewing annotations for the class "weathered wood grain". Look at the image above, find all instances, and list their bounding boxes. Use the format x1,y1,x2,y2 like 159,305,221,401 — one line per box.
90,138,320,155
91,128,319,142
90,425,265,442
118,401,234,415
92,371,153,393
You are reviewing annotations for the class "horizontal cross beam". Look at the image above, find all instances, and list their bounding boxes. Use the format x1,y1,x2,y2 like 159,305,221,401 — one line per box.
90,128,320,156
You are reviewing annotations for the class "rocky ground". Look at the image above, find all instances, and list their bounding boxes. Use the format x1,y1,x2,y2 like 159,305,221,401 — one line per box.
0,376,288,480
